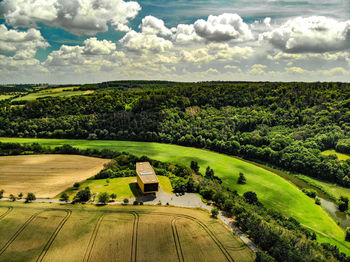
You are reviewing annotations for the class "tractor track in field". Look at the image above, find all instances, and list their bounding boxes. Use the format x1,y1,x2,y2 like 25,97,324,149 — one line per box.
0,209,70,257
36,209,72,262
82,213,105,262
130,212,139,262
171,216,184,262
0,207,13,220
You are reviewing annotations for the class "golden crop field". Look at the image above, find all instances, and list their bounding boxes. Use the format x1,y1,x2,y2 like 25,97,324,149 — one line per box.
0,155,110,198
0,202,255,262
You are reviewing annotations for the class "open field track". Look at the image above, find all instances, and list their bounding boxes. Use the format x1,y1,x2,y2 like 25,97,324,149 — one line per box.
0,207,13,220
0,203,254,262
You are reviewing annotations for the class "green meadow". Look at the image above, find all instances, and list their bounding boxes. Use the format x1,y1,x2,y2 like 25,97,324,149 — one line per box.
1,137,349,254
58,176,173,201
322,150,350,161
11,90,92,102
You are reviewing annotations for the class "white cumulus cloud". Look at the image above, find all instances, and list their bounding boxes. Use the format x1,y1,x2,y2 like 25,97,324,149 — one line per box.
1,0,141,35
83,37,116,55
261,16,350,53
193,13,253,42
140,16,172,37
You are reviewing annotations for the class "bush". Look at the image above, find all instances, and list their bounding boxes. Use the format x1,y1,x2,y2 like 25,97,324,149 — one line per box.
9,194,16,202
237,172,246,184
18,192,23,199
139,200,144,205
315,198,321,205
123,198,129,205
73,187,91,203
211,208,219,218
133,200,139,205
98,192,110,204
346,227,350,242
60,192,69,202
302,188,317,198
110,193,117,200
73,182,80,188
25,192,36,203
243,191,259,205
0,189,4,199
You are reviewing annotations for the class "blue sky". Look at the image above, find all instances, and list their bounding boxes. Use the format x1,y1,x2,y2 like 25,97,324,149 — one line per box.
0,0,350,83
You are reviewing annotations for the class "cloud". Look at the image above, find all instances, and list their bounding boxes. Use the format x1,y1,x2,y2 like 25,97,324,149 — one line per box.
193,13,253,42
1,0,141,35
82,37,116,55
172,24,202,43
140,16,172,37
119,30,173,53
0,25,49,57
261,16,350,53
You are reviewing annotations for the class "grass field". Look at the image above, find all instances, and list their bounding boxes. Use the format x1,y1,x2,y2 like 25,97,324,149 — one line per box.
12,90,93,102
0,137,348,254
321,150,350,161
0,202,254,262
0,95,15,101
59,176,173,201
0,154,109,198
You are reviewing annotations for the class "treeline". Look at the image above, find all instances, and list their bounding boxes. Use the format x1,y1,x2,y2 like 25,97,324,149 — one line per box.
0,141,348,262
1,81,350,187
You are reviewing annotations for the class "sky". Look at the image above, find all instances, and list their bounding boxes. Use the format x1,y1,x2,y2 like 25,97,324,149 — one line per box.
0,0,350,84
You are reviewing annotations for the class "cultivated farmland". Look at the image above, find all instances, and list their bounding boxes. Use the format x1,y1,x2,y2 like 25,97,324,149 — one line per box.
0,202,255,262
0,154,109,198
0,137,347,254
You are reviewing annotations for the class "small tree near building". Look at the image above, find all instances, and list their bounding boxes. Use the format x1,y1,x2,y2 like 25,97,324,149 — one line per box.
18,192,23,199
123,198,129,205
9,194,16,202
25,193,36,203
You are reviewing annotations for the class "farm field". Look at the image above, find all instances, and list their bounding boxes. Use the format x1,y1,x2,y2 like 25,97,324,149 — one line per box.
0,154,109,198
11,90,92,102
321,150,350,161
0,95,15,101
59,176,173,200
0,137,348,254
0,202,254,262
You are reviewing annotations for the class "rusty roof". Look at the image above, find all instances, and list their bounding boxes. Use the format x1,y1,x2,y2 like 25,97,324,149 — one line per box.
136,162,159,184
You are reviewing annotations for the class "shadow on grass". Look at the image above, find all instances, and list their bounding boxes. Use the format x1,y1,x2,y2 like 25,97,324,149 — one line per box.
129,182,142,198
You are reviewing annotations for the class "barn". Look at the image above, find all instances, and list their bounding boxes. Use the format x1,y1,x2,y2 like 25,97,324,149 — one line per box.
136,162,159,194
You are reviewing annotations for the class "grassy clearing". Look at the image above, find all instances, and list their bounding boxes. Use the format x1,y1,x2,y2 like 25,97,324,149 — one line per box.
0,95,15,101
0,154,109,198
59,176,173,201
321,150,350,161
0,137,348,254
12,90,92,101
0,202,254,262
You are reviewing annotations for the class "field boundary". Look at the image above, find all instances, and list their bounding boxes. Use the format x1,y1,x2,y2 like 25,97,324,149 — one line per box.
36,209,72,262
0,207,13,220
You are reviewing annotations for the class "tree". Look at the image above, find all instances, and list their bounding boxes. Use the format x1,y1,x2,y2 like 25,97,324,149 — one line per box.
60,192,69,202
73,182,80,188
0,189,4,199
338,196,349,212
237,172,246,184
18,192,23,199
315,198,321,205
190,161,200,173
9,194,16,202
346,227,350,242
123,198,129,205
211,208,219,218
110,193,117,200
25,193,36,203
133,200,139,205
205,166,214,179
73,187,91,202
255,251,275,262
243,191,259,205
98,192,110,204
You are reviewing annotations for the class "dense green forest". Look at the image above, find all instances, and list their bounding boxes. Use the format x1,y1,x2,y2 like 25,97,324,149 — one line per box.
0,141,348,262
1,81,350,188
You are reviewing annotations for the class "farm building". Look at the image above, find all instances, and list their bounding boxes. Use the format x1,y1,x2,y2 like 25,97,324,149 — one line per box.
136,162,159,194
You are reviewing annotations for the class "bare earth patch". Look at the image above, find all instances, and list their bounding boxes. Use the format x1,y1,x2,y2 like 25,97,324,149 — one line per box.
0,155,110,198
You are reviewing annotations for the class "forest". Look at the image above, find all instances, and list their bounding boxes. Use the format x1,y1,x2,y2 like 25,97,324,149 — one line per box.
1,81,350,189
